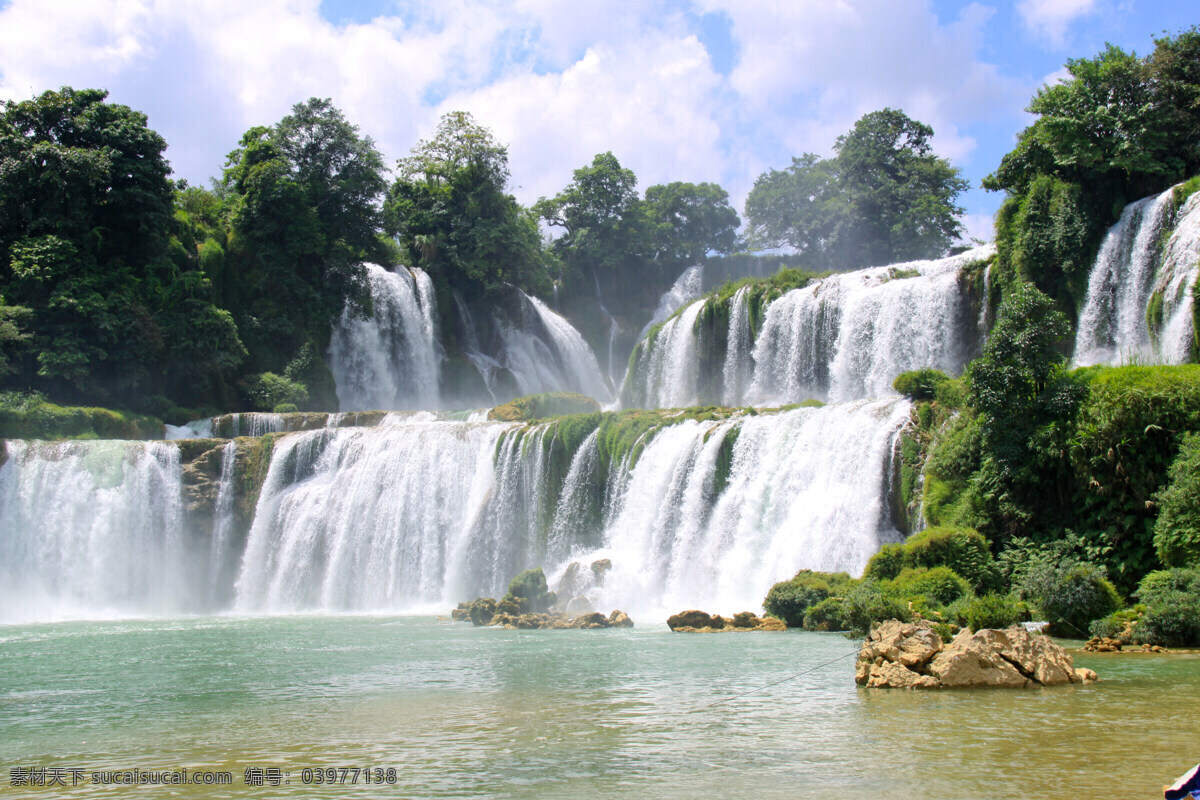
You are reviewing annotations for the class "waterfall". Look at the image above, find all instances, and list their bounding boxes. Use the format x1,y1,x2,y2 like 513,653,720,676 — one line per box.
1154,193,1200,362
722,285,753,407
626,300,706,408
328,263,441,411
0,440,193,623
1074,188,1200,366
484,291,612,403
569,399,910,616
0,396,912,620
1074,191,1173,365
625,246,991,408
640,264,704,340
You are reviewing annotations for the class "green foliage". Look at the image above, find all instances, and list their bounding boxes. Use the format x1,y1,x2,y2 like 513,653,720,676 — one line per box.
986,30,1200,313
1152,432,1200,566
886,566,970,606
866,525,998,594
966,282,1084,543
964,593,1022,631
1070,365,1200,582
0,393,160,440
388,111,551,301
243,372,308,412
892,369,952,401
1133,599,1200,647
1016,560,1121,637
1136,567,1200,603
644,181,740,263
802,596,850,632
745,108,968,269
762,569,852,627
223,98,386,374
839,580,914,636
1088,606,1144,640
272,403,298,414
503,568,557,614
487,393,602,422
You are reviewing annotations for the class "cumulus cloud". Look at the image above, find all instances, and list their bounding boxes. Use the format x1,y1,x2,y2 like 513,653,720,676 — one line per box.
1017,0,1098,46
0,0,1029,223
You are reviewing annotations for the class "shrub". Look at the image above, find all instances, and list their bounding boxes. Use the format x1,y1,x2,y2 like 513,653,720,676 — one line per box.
504,568,556,613
887,566,971,606
865,527,998,593
1132,592,1200,647
1088,606,1145,641
841,580,913,636
244,372,308,412
863,544,906,582
892,369,950,401
1152,433,1200,567
273,403,299,414
965,593,1021,631
1018,561,1122,637
763,570,852,627
1135,568,1200,603
802,596,850,631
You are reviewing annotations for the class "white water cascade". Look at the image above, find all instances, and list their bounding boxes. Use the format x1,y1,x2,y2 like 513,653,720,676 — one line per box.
1074,188,1200,366
496,293,613,403
329,263,441,411
0,440,193,623
625,246,990,408
640,264,704,340
0,395,912,621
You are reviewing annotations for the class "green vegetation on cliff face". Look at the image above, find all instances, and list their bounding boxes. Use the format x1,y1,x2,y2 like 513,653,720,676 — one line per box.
488,393,601,422
0,392,161,441
985,29,1200,315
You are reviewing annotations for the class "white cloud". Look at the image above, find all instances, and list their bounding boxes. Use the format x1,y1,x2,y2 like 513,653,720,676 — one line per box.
1017,0,1098,46
0,0,1028,225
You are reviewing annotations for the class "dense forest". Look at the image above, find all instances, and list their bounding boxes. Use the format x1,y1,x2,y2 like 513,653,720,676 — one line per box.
0,86,970,419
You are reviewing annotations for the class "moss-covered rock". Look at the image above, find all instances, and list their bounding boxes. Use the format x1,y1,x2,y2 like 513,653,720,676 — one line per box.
0,401,162,441
488,392,602,422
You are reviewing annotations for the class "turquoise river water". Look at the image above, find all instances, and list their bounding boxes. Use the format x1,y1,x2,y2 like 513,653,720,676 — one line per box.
1,615,1197,799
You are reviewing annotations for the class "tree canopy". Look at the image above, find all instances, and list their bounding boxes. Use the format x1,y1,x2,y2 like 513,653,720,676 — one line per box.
745,108,967,270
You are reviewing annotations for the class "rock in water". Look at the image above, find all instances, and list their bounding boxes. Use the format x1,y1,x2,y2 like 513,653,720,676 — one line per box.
856,619,1100,689
667,610,786,632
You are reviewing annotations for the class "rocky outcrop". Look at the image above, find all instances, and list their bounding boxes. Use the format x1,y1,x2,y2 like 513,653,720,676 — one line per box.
451,599,633,630
856,619,1099,689
666,609,787,632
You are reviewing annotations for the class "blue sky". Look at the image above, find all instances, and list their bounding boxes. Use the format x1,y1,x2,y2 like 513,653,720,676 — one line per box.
1,0,1195,244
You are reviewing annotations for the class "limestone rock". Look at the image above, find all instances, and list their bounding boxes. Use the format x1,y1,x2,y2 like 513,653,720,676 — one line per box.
927,632,1030,688
857,619,1099,690
865,660,940,689
667,610,786,632
607,610,634,628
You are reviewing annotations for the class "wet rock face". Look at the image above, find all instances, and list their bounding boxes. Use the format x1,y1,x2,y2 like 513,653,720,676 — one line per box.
856,619,1100,689
666,610,787,632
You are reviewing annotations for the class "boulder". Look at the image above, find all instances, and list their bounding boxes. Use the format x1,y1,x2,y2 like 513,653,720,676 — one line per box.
856,619,1099,689
667,610,786,632
607,610,634,628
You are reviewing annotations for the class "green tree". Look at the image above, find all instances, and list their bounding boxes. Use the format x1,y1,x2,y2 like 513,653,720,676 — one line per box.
744,109,967,270
643,181,741,265
966,283,1085,542
984,29,1200,312
0,87,244,407
222,98,386,402
385,111,550,300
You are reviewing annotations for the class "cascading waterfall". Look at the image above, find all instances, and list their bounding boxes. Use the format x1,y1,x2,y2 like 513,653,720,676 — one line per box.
505,293,613,403
640,264,704,340
1074,187,1200,366
624,246,991,408
0,440,193,623
328,263,441,411
1,396,910,620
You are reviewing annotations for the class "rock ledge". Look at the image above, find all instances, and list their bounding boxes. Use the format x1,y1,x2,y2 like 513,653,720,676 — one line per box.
856,619,1099,689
